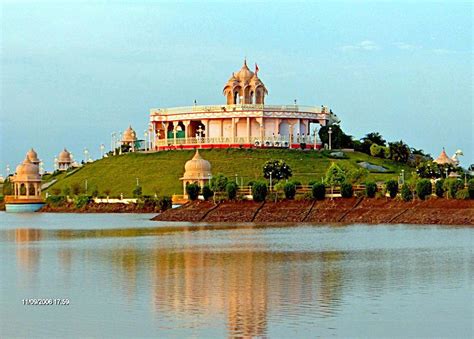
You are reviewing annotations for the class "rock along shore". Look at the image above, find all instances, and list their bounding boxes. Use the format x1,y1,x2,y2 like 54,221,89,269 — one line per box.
152,198,474,226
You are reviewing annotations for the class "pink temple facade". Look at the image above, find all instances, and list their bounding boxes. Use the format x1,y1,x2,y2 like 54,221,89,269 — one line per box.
149,61,339,150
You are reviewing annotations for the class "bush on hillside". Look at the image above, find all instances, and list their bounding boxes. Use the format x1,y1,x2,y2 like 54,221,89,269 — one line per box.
283,182,296,200
51,187,61,195
202,184,213,201
340,182,353,198
186,183,200,201
444,179,464,199
157,196,172,211
71,183,83,196
435,179,445,198
312,183,326,200
385,180,398,198
262,159,293,181
210,174,229,193
46,195,67,207
226,182,238,200
74,195,91,209
468,179,474,199
252,181,268,202
416,179,432,200
401,184,413,202
62,187,71,196
365,182,377,198
133,185,142,198
455,188,469,200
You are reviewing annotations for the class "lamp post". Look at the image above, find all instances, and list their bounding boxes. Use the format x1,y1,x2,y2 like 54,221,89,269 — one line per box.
100,144,105,158
445,168,448,179
401,169,405,185
83,148,89,163
6,164,10,176
85,179,88,194
136,177,139,186
54,157,58,171
197,125,204,148
328,127,333,150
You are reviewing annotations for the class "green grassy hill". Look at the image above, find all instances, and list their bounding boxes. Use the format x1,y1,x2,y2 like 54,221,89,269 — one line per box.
42,149,413,197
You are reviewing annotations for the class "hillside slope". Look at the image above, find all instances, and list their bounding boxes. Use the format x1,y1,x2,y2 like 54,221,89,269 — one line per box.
43,149,413,197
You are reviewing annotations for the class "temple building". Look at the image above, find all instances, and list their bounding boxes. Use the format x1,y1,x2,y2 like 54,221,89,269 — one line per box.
150,60,339,150
180,150,212,195
57,148,73,171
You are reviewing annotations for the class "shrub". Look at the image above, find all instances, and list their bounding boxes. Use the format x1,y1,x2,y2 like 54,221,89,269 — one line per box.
210,174,228,193
468,179,474,199
401,184,413,202
312,183,326,200
252,181,268,202
186,183,200,201
51,187,61,195
365,182,377,198
416,179,432,200
263,159,293,181
444,179,464,199
46,195,66,207
283,182,296,200
202,184,213,201
435,179,445,198
385,179,398,198
62,187,71,196
340,182,353,198
226,182,238,200
71,183,82,196
74,195,91,209
157,196,172,211
455,188,469,200
133,186,142,198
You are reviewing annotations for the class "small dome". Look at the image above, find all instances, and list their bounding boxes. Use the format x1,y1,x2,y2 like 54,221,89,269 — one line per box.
14,157,41,181
235,60,254,81
182,150,212,179
26,148,40,164
122,125,137,142
58,148,72,163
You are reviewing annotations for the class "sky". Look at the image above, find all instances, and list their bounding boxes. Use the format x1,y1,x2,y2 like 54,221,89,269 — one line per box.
1,1,472,173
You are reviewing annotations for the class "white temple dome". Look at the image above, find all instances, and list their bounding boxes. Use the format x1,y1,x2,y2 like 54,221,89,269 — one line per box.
182,150,212,179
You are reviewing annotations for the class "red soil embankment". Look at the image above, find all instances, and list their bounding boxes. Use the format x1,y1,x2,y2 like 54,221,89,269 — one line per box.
153,198,474,226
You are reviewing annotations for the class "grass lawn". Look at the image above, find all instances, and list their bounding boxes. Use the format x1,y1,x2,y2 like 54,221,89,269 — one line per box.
43,148,414,197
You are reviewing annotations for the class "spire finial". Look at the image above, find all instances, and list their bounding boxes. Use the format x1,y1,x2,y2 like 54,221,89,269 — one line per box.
244,57,247,66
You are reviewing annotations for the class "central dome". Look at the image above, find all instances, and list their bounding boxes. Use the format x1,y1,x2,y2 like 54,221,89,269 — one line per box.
58,148,72,163
26,148,40,164
235,60,254,82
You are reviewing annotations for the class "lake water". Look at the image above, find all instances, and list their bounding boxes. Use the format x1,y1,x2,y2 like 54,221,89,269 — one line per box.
0,213,472,338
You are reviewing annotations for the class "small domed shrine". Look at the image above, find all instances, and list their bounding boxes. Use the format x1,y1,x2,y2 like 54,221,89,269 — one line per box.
122,125,137,152
223,60,268,105
58,148,73,171
11,157,42,199
26,148,40,165
180,150,212,195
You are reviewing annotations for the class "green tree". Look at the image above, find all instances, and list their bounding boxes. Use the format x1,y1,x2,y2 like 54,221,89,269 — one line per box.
389,140,411,163
435,179,445,198
340,182,353,198
133,185,142,198
262,160,292,181
283,182,296,200
325,163,346,188
385,180,399,198
185,183,200,201
468,179,474,199
252,181,268,202
416,179,432,200
319,124,353,149
210,173,229,193
365,182,377,198
225,182,238,200
312,183,326,200
401,184,413,202
202,184,213,201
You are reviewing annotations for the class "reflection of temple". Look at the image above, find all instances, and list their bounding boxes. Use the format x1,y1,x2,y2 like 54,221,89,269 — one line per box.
15,229,42,285
150,61,339,150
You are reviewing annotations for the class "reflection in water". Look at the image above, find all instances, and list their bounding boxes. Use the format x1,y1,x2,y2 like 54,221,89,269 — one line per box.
4,221,473,338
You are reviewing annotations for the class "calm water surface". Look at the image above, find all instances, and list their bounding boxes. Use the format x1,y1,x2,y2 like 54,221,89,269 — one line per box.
0,213,472,338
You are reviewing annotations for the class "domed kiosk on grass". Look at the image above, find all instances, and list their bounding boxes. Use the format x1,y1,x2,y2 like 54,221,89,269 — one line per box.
57,148,73,171
6,151,44,212
180,150,212,195
121,125,138,152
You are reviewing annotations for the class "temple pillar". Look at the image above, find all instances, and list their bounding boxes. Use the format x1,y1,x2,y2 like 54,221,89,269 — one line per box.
26,183,30,199
183,120,190,144
163,122,169,145
202,119,209,142
246,117,250,143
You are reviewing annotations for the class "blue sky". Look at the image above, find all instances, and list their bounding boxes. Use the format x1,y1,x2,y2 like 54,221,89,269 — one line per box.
1,1,472,173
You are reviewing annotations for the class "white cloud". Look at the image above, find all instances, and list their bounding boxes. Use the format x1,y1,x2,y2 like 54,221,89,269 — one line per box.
341,40,379,52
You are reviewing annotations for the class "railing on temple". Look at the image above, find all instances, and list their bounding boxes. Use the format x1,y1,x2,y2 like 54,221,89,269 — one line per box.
154,136,320,147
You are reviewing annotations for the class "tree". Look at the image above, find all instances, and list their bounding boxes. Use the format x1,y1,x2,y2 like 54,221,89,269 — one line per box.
210,173,228,193
283,182,296,200
340,182,353,198
202,184,213,201
435,180,445,198
262,160,292,181
416,161,441,179
401,184,413,202
468,179,474,199
133,185,142,198
225,182,238,200
252,181,268,202
186,183,200,201
365,182,377,198
385,179,399,198
319,124,354,149
389,140,410,163
312,183,326,200
416,179,432,200
363,132,386,146
325,163,346,188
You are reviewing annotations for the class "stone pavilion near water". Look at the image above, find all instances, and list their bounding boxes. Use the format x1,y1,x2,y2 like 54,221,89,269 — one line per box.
180,150,212,195
11,156,42,200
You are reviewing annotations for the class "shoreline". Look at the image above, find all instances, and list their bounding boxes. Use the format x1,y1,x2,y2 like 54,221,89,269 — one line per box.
153,198,474,226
